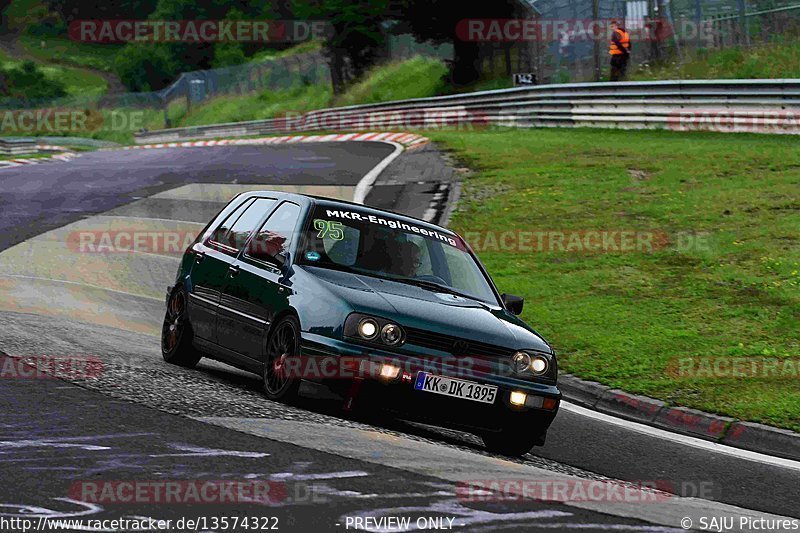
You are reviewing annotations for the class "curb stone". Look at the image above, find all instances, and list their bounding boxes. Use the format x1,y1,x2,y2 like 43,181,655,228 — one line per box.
652,406,734,440
722,421,800,461
557,374,610,408
597,389,665,422
559,373,800,462
0,151,78,169
126,132,430,150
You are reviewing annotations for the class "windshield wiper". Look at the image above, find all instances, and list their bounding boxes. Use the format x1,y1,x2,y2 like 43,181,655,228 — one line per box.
393,278,477,301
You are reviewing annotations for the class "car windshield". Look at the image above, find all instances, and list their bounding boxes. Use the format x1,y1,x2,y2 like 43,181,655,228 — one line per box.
298,205,499,305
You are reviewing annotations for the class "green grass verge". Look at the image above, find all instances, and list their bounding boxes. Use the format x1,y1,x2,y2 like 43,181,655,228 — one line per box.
32,61,108,96
334,56,448,106
428,127,800,431
165,56,447,130
249,40,324,62
20,34,121,73
177,84,332,128
0,152,51,161
0,46,107,97
633,39,800,80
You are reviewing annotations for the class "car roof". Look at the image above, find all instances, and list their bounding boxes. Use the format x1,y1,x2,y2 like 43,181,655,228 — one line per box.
236,190,457,236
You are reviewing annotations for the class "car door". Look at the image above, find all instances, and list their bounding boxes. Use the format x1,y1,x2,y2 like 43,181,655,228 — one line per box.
208,197,278,354
186,197,255,342
219,201,302,362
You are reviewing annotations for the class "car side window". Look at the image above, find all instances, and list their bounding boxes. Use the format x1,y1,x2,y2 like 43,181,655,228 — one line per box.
208,198,276,253
208,199,253,249
246,202,301,263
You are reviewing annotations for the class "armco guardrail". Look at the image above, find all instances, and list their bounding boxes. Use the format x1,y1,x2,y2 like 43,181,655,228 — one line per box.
134,79,800,143
0,138,38,155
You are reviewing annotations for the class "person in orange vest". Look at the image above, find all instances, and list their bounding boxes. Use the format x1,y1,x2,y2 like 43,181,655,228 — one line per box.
609,19,631,81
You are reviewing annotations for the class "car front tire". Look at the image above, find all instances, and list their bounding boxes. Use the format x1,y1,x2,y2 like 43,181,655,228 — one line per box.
263,315,302,402
161,287,202,368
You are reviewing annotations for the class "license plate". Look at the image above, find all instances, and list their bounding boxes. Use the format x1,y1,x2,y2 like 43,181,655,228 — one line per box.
413,372,497,404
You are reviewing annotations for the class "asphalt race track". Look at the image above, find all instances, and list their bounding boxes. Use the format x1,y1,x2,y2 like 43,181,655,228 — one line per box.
0,143,394,251
1,142,798,532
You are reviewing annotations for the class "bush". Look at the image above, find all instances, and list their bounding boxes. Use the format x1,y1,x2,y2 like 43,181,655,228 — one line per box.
212,43,247,68
26,16,67,38
114,43,178,92
0,60,67,100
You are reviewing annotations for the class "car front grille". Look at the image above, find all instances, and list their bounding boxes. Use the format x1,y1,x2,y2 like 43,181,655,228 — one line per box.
404,327,514,359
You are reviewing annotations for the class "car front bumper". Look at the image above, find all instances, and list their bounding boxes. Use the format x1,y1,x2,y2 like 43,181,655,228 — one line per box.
300,332,561,434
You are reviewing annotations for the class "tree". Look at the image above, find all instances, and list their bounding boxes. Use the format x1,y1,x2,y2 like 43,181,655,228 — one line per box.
114,43,178,91
294,0,391,94
401,0,520,86
0,0,12,30
45,0,159,24
112,0,235,90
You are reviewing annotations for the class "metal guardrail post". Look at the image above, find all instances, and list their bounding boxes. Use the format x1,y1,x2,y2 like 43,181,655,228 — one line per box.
162,95,169,129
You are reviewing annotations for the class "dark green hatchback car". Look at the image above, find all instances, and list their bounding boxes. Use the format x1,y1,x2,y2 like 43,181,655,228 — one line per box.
162,191,561,456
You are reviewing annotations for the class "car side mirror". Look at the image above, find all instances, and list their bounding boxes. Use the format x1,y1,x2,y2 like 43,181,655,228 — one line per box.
501,293,524,315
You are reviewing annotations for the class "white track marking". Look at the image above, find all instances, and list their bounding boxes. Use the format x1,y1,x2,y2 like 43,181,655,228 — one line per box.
561,401,800,472
353,141,404,204
0,274,162,301
270,471,369,481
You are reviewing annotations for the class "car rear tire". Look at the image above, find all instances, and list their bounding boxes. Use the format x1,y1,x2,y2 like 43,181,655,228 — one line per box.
263,316,302,402
482,426,546,457
161,287,202,368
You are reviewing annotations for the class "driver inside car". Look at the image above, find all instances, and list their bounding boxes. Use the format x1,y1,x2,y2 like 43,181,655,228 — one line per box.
391,241,422,277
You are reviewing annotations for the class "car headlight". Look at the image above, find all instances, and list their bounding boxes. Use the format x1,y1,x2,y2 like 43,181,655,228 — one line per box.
530,355,549,375
345,314,405,347
357,318,379,340
512,352,531,373
381,323,403,345
511,351,551,377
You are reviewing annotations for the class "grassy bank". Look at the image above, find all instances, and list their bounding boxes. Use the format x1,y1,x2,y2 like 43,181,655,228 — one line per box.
20,34,121,73
0,152,51,161
174,56,447,128
0,49,107,97
430,127,800,431
632,39,800,80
